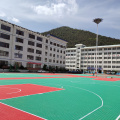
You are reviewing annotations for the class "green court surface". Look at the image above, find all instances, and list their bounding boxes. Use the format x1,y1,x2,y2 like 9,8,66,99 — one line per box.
0,73,120,120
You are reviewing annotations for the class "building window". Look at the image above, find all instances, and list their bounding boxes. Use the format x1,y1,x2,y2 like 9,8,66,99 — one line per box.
16,29,24,36
36,56,41,61
16,37,23,43
104,48,107,50
61,45,63,48
50,41,52,45
104,52,107,55
27,48,34,53
45,46,48,50
104,61,107,63
112,57,116,59
112,61,116,63
0,60,8,66
53,48,56,51
37,37,42,42
54,43,56,46
36,50,42,54
57,49,59,52
28,41,34,46
45,58,47,62
108,48,111,50
46,39,48,43
117,47,120,50
112,47,116,50
49,59,52,62
27,55,34,60
27,63,33,68
14,53,22,58
53,54,55,57
36,43,42,48
1,24,11,32
0,50,9,57
45,52,47,56
50,47,52,51
0,42,9,48
15,45,23,51
99,53,102,55
0,33,10,40
35,64,41,68
29,34,35,39
14,62,22,67
112,66,116,68
99,48,102,51
50,53,52,56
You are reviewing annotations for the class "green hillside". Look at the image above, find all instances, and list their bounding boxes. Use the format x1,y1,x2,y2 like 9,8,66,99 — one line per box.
42,26,120,48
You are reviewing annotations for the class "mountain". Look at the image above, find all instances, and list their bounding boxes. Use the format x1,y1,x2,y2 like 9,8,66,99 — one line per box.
42,26,120,48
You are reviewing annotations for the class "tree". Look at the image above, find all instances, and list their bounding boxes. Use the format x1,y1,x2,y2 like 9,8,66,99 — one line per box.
43,64,47,70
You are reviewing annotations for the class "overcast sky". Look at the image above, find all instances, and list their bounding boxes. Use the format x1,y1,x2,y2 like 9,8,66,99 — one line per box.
0,0,120,39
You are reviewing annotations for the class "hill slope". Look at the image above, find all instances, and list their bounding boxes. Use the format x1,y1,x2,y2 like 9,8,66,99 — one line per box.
42,26,120,48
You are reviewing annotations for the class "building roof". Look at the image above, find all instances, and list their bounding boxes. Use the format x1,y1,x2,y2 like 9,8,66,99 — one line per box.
47,34,68,43
0,19,47,39
83,44,120,49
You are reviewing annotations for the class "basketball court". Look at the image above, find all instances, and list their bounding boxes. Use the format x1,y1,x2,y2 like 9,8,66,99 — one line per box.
0,73,120,120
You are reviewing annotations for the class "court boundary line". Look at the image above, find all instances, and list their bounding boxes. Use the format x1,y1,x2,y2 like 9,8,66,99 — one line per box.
70,81,120,120
0,102,47,120
116,115,120,120
7,88,21,94
0,86,21,94
36,82,104,120
65,85,103,120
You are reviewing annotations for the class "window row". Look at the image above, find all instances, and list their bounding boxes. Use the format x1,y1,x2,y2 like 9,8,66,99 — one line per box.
0,50,9,57
104,66,120,68
0,42,9,48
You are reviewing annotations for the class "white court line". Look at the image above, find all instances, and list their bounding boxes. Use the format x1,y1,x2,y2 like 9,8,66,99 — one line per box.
71,81,120,119
65,85,103,120
7,88,21,94
116,115,120,120
0,86,21,94
37,82,103,120
0,102,47,120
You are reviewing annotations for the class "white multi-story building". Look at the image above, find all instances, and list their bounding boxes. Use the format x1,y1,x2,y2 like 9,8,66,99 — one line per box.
0,19,67,70
66,44,120,73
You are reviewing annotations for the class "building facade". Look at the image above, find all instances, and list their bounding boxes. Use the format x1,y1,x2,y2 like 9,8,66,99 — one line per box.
66,44,120,73
0,19,67,70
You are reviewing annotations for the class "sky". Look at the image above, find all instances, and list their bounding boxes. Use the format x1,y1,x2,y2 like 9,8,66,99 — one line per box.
0,0,120,39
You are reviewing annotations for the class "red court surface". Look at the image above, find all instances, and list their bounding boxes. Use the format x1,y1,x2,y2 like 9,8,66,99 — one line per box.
0,77,63,80
0,102,45,120
64,74,81,77
0,84,63,100
67,75,120,81
94,77,120,81
40,73,61,75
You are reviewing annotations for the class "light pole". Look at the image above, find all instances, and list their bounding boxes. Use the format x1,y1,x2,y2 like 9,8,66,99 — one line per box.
93,18,103,76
